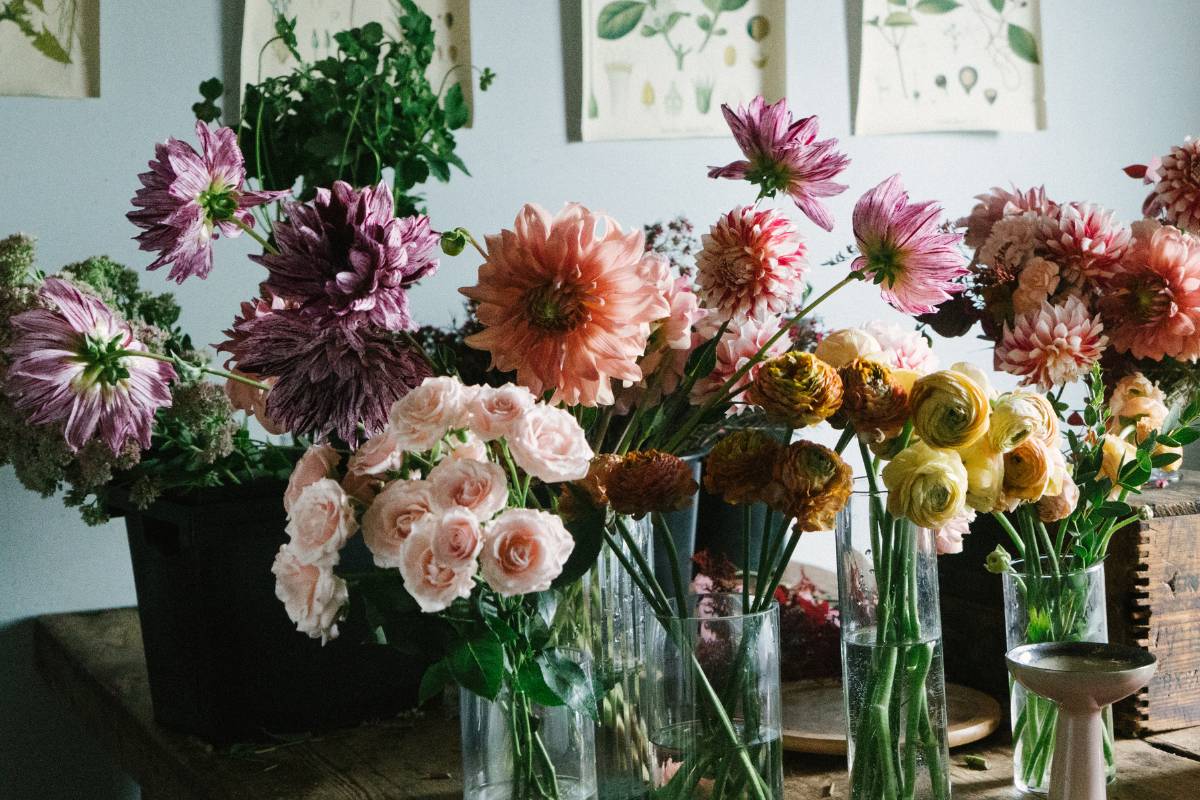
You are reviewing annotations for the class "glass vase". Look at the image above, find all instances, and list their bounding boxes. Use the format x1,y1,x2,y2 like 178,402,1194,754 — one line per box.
835,490,951,800
1002,559,1115,794
645,593,783,800
459,650,598,800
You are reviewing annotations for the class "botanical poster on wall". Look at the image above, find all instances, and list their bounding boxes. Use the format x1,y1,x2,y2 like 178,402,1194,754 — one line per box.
581,0,786,141
0,0,99,98
240,0,471,119
854,0,1046,134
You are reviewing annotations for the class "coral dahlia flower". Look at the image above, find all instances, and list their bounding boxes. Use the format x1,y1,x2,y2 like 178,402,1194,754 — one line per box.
852,175,968,315
460,203,669,407
258,181,439,330
995,296,1108,390
1101,220,1200,362
696,205,807,320
128,121,286,283
708,97,850,232
5,278,175,453
1041,202,1131,280
1127,137,1200,234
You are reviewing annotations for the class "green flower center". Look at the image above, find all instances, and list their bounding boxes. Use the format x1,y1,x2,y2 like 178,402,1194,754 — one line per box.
198,182,238,223
1129,275,1169,323
866,242,903,287
746,155,792,197
525,284,585,332
76,332,130,387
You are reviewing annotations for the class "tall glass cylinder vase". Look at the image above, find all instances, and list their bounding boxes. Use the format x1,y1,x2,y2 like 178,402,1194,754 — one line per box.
1002,559,1114,794
835,491,951,800
459,650,597,800
645,593,783,800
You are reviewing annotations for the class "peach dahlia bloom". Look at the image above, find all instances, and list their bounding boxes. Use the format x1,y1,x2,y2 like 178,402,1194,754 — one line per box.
995,296,1108,390
461,204,669,407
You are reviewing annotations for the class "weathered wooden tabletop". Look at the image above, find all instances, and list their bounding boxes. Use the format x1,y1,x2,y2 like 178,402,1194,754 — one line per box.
33,609,1200,799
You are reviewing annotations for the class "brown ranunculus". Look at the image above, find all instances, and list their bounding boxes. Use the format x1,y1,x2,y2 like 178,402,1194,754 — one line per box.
606,450,699,518
704,430,785,505
748,351,844,428
838,358,912,439
772,440,853,531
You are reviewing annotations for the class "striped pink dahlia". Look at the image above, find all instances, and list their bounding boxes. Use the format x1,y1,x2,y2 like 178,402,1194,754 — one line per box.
1127,137,1200,234
696,205,807,320
995,295,1108,390
4,278,175,453
1041,202,1131,280
958,185,1056,249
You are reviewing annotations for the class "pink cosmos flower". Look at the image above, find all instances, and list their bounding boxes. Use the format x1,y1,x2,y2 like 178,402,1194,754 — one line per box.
1127,137,1200,233
460,203,669,407
5,278,175,454
1041,202,1131,280
1101,220,1200,362
995,296,1108,390
690,315,790,409
708,97,850,231
128,121,286,282
258,181,439,330
695,206,807,320
852,175,968,316
958,185,1056,249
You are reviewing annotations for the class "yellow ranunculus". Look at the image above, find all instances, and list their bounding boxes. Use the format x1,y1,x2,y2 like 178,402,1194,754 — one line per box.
962,439,1005,513
748,352,843,428
882,441,969,530
989,391,1060,453
1099,435,1138,486
910,369,990,450
1002,437,1065,504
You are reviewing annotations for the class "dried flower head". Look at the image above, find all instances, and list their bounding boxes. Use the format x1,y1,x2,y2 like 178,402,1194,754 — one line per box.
748,351,843,428
837,358,911,440
704,429,785,505
771,440,853,530
605,450,699,518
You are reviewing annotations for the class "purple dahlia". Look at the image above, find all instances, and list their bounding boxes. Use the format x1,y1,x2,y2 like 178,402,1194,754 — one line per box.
257,181,439,330
5,278,175,453
128,121,286,283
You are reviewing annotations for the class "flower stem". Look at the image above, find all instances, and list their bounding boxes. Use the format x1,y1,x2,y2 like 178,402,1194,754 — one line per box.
231,216,280,255
122,350,271,391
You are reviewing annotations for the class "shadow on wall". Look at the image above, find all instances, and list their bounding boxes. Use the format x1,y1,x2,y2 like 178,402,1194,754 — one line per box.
0,620,138,799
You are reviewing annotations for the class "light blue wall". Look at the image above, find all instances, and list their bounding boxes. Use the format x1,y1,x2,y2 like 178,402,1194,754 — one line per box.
1,2,1198,797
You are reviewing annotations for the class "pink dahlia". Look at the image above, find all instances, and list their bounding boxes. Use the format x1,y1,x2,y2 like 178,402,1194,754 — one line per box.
695,206,807,320
258,181,438,330
863,320,939,374
852,175,968,316
707,97,850,232
221,307,432,444
1101,220,1200,362
1041,202,1131,280
460,203,670,407
1127,137,1200,233
690,314,789,410
5,278,175,453
995,295,1108,390
128,121,286,283
958,185,1056,249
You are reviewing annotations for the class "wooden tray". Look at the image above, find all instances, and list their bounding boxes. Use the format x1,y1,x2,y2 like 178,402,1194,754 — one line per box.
781,679,1002,755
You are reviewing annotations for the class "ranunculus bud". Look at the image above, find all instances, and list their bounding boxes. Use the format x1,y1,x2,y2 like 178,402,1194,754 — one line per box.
1099,435,1137,487
748,351,843,428
704,430,784,505
606,450,699,518
440,228,470,256
882,441,969,530
910,369,990,450
990,391,1059,453
771,440,853,530
984,544,1013,575
838,358,911,439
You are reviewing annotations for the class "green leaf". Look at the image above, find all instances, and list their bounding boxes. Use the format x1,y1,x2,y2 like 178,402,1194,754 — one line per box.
1096,501,1133,519
696,14,712,32
31,26,71,64
663,11,687,32
1175,426,1199,445
516,660,565,708
418,659,451,704
539,651,599,721
989,0,1004,11
1152,452,1182,469
1007,23,1040,64
443,83,469,130
552,485,607,590
915,0,960,12
884,11,917,26
597,1,646,40
640,24,657,36
447,636,505,700
198,77,224,100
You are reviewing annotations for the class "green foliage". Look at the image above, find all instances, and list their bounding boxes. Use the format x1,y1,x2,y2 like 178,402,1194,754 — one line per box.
0,0,72,64
915,0,961,12
1007,22,1040,64
597,1,646,39
60,255,186,340
191,78,223,123
0,233,35,287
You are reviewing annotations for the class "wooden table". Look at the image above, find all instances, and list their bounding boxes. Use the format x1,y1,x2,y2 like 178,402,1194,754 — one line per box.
33,609,1200,799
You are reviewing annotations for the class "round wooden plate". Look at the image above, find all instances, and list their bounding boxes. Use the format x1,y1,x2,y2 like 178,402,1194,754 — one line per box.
781,679,1002,755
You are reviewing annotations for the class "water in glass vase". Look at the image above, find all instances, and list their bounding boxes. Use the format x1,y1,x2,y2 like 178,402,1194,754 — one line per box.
842,631,951,800
649,721,784,799
470,778,599,800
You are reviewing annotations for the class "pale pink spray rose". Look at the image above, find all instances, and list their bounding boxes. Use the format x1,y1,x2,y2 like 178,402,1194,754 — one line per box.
272,545,349,644
480,509,575,597
466,384,537,441
932,508,976,556
361,479,437,568
285,478,358,565
347,427,405,477
388,376,471,452
284,443,342,514
399,524,477,613
506,405,593,483
445,431,490,462
419,508,485,569
428,457,509,521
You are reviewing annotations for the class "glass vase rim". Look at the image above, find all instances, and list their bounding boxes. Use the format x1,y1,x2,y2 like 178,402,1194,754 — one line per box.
1006,556,1105,577
656,592,780,622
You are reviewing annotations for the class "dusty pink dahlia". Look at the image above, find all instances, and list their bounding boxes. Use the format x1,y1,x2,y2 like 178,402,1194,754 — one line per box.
708,97,850,232
1041,202,1131,280
258,181,438,330
695,206,807,320
690,314,789,410
958,185,1056,249
221,307,432,444
128,121,286,283
1100,220,1200,362
995,295,1108,390
5,278,175,453
852,175,968,316
1127,137,1200,233
460,203,670,407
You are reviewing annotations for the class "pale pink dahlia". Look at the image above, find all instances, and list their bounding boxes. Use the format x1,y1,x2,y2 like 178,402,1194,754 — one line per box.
4,278,175,453
258,181,438,330
1041,202,1131,280
863,321,939,374
1127,137,1200,233
460,203,670,407
1100,220,1200,362
128,121,286,283
708,97,850,232
852,175,968,316
690,314,789,410
695,206,807,320
995,295,1108,390
958,185,1056,249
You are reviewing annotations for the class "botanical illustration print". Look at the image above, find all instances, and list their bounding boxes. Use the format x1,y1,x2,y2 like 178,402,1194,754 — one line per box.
0,0,99,98
240,0,472,122
855,0,1046,135
581,0,785,141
